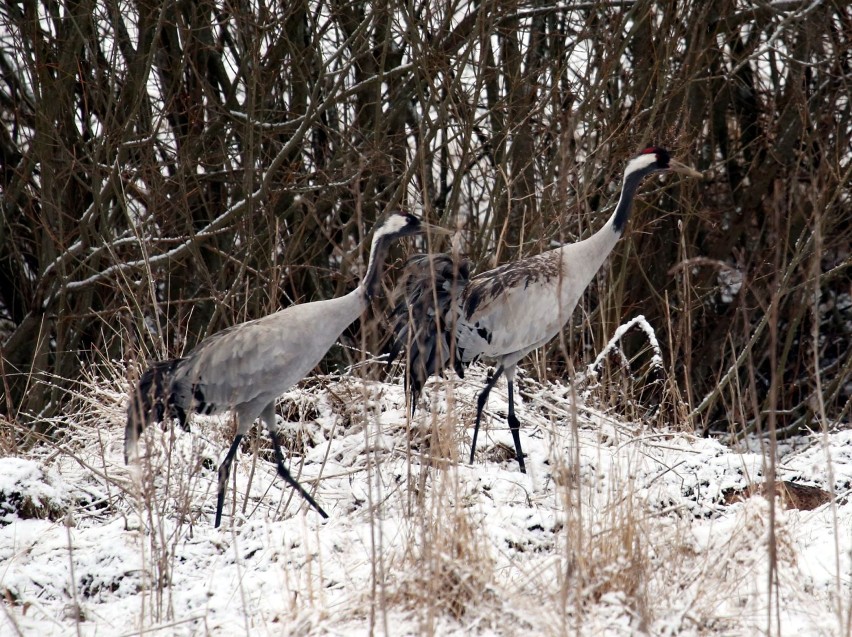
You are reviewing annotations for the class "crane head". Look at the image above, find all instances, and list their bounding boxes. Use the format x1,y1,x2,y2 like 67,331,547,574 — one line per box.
374,211,452,243
362,212,452,300
628,146,703,179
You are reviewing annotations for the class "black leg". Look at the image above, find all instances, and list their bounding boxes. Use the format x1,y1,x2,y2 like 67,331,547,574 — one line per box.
215,434,243,528
506,380,526,474
269,431,329,519
409,387,418,418
470,366,504,465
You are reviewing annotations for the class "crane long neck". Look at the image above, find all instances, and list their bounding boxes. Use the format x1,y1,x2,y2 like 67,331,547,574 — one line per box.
361,236,389,300
611,167,649,234
567,165,656,279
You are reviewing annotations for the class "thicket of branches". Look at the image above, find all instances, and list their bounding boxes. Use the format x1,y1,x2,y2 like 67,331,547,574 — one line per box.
1,0,849,438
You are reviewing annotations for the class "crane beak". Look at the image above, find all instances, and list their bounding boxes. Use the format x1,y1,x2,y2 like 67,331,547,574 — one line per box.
420,222,454,236
668,159,704,179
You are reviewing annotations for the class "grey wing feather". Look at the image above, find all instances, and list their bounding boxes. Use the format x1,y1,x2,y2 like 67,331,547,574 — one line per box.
170,294,361,423
388,253,471,406
168,318,276,417
455,249,572,361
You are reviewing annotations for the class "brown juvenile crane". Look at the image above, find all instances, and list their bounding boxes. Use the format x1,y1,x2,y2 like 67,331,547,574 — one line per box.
389,148,702,472
126,211,450,527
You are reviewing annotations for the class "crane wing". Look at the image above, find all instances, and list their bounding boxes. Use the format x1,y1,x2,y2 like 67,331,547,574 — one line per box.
388,253,471,405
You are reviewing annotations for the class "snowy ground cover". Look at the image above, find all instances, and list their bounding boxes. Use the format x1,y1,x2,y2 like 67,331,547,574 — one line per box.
1,363,849,636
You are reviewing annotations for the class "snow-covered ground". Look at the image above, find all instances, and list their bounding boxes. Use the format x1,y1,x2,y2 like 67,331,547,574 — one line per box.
1,364,850,636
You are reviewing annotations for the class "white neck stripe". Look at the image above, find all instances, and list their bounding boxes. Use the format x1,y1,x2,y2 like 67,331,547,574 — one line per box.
624,153,658,177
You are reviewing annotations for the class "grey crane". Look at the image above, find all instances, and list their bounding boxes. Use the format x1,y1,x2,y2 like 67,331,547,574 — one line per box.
126,211,450,527
389,147,702,472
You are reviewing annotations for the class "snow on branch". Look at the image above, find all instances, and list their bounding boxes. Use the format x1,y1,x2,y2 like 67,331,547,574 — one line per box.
587,314,663,374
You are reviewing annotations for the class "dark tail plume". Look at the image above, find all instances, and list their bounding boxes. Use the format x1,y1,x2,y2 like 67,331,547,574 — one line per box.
125,359,180,464
388,253,470,410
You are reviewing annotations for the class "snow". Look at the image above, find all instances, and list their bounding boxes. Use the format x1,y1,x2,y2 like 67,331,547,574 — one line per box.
0,459,72,524
1,366,849,636
587,314,664,372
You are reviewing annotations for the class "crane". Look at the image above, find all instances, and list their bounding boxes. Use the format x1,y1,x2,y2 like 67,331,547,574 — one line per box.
126,211,450,527
389,147,702,473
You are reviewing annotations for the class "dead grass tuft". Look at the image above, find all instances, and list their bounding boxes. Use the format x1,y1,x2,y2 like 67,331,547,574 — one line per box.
391,501,496,628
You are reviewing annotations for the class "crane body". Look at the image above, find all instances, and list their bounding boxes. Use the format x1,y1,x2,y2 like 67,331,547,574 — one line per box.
390,148,702,472
126,212,449,527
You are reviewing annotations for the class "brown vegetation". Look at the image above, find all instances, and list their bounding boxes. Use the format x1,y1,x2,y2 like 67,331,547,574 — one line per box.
0,1,849,442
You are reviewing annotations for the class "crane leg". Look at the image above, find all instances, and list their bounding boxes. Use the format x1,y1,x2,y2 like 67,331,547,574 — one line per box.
506,379,526,474
470,365,504,465
215,433,244,528
268,431,329,519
